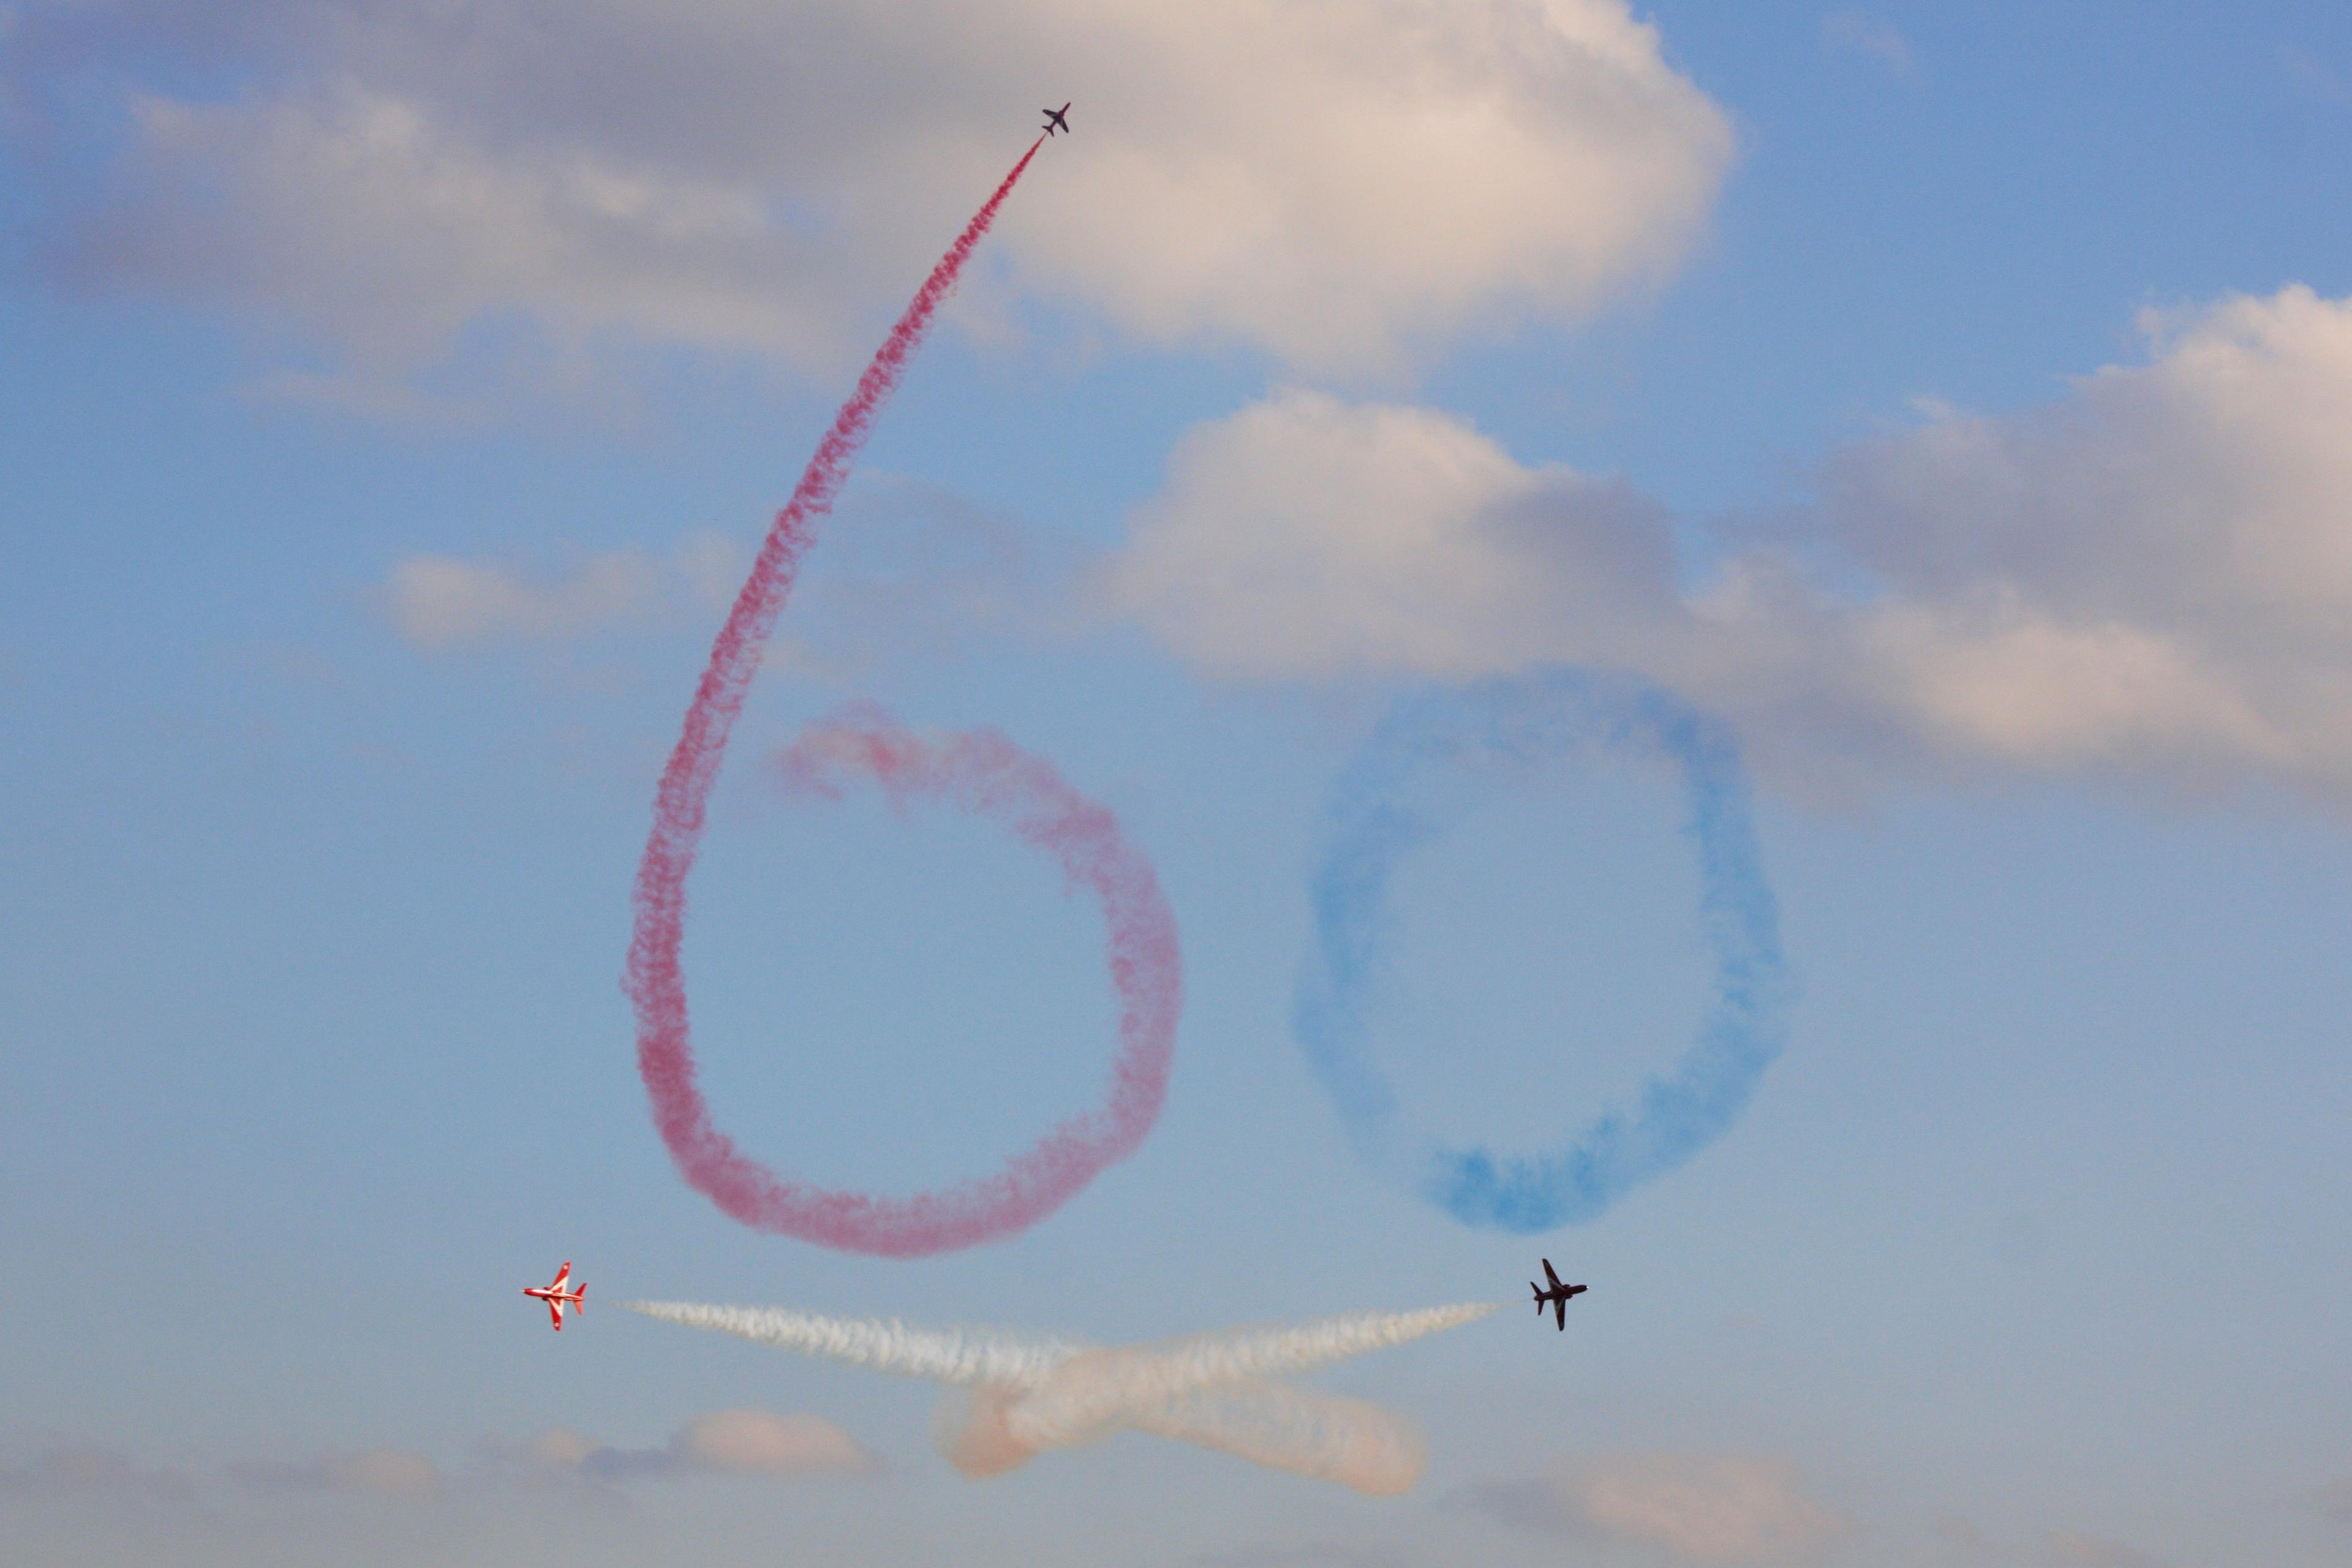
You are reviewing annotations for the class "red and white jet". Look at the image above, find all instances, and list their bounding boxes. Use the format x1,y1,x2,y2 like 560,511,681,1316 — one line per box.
522,1261,586,1331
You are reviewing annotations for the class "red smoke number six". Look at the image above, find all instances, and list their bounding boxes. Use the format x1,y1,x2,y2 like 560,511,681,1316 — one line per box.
624,140,1182,1256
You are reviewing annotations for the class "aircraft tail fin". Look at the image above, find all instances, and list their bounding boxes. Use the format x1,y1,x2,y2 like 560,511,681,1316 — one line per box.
575,1282,586,1314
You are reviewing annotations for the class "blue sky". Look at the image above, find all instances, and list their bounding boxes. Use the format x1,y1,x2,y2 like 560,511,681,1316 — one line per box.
4,2,2351,1564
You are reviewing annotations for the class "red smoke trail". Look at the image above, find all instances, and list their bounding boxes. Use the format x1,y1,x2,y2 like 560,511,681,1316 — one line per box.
753,707,1179,1254
633,706,1180,1256
627,140,1177,1256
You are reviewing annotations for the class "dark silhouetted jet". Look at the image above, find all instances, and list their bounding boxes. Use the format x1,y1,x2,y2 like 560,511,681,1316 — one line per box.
1532,1259,1587,1329
1042,102,1071,137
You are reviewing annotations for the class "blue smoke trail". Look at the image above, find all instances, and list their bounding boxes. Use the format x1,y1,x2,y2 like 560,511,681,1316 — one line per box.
1295,669,1788,1232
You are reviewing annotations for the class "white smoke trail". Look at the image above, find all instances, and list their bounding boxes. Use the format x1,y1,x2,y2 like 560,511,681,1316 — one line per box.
620,1297,1499,1495
619,1301,1071,1389
1002,1303,1501,1450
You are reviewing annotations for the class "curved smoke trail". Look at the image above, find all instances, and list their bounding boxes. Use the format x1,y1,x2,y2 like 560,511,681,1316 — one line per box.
935,1377,1428,1496
620,1297,1496,1494
1295,668,1788,1232
1129,1380,1427,1496
769,706,1182,1209
626,138,1180,1257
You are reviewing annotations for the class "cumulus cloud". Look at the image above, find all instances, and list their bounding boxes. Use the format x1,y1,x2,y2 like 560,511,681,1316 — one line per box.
1100,388,1683,680
11,0,1732,382
382,534,736,649
1102,288,2352,802
1468,1453,1848,1563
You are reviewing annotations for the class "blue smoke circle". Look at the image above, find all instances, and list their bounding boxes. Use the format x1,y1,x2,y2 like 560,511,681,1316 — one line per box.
1295,669,1788,1232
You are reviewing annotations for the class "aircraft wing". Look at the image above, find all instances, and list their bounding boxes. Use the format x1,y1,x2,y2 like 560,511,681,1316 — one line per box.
1542,1259,1561,1289
1553,1296,1566,1330
549,1298,565,1332
548,1262,571,1292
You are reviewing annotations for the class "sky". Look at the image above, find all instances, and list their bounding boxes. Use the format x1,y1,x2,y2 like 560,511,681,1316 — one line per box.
3,1,2351,1564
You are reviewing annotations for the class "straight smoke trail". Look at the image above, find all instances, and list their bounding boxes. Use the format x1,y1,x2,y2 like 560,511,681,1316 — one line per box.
626,138,1176,1260
1003,1303,1501,1450
620,1297,1498,1493
619,1300,1072,1389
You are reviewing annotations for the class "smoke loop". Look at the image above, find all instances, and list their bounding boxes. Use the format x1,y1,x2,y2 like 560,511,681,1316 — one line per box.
669,707,1180,1256
1295,668,1787,1232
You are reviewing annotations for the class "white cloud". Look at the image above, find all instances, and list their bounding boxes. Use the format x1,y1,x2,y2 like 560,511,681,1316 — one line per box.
69,83,862,371
16,0,1732,382
1101,287,2352,801
382,535,736,650
1100,388,1684,679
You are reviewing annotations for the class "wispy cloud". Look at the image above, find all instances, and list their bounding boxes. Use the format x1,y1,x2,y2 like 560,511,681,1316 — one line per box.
232,1449,443,1501
381,534,736,650
524,1411,881,1485
382,481,1068,676
1464,1454,1848,1563
0,1445,190,1501
1931,1514,1992,1551
2044,1529,2165,1568
2283,48,2352,109
1822,10,1914,73
4,1412,870,1515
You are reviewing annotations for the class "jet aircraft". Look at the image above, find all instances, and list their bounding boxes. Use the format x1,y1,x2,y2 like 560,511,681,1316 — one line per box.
1531,1259,1586,1329
1042,102,1071,136
524,1261,586,1332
